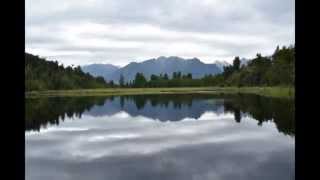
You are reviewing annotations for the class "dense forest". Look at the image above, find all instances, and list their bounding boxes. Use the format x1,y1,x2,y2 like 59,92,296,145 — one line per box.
26,44,294,90
25,53,109,91
117,45,295,88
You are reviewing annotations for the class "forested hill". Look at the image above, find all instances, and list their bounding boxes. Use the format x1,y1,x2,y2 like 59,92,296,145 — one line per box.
25,53,108,91
219,45,295,86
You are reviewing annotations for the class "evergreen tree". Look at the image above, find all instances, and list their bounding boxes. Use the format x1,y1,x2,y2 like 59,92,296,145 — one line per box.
109,80,114,87
187,73,192,79
133,73,147,87
233,56,241,71
119,74,125,87
150,74,158,81
163,73,169,80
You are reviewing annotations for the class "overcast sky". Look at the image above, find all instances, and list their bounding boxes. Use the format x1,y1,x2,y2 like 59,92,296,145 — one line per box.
26,0,294,66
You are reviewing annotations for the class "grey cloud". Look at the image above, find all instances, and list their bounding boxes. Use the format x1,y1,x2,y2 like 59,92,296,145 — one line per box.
27,0,293,34
26,0,295,65
51,45,140,54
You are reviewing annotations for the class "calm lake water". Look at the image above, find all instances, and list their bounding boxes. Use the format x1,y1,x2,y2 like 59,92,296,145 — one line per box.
25,94,295,180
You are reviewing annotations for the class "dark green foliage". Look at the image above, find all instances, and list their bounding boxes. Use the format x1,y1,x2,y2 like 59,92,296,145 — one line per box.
269,45,295,85
25,53,109,91
223,66,234,79
119,74,125,87
163,73,169,80
109,80,115,87
233,56,241,71
221,45,294,87
133,73,147,87
142,72,204,87
187,73,192,79
233,54,272,86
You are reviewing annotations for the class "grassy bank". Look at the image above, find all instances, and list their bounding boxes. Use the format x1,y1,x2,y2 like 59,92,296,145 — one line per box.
26,86,294,99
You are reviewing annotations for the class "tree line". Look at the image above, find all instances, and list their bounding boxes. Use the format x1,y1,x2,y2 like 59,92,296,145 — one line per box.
116,44,294,88
26,44,294,90
220,45,295,87
25,53,111,91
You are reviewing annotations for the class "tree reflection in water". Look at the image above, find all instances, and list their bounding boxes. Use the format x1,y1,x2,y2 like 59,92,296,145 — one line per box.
25,94,294,136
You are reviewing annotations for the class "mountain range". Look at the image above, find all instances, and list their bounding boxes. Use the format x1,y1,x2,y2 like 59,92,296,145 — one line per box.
82,56,228,83
80,63,120,81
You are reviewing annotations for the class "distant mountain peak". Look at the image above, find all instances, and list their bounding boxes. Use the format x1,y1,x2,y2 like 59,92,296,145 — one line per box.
189,57,202,63
155,56,202,62
82,56,223,83
214,60,230,71
82,63,120,68
81,63,120,80
214,60,229,64
155,56,183,61
156,56,167,60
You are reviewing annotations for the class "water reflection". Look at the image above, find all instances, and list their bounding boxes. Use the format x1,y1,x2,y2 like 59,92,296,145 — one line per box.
26,94,294,180
26,94,295,136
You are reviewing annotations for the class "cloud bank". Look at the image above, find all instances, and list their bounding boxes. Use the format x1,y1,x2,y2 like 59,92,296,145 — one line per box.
26,0,295,66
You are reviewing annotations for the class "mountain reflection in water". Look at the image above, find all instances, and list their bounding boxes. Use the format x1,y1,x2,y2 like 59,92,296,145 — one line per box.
25,94,294,180
26,94,294,136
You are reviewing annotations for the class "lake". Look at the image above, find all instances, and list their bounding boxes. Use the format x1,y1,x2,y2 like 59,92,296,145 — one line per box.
25,94,295,180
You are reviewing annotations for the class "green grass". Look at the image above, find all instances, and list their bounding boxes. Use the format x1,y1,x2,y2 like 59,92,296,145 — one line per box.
26,86,294,99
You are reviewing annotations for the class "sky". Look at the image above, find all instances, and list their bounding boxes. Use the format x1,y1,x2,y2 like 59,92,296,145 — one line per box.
26,0,295,67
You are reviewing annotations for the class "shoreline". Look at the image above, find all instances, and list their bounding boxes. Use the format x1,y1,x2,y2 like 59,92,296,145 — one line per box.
25,87,295,99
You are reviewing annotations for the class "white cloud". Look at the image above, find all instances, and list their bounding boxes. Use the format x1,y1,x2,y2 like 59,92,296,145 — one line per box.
26,0,295,66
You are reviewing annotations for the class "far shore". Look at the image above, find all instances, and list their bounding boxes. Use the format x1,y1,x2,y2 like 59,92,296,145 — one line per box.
25,86,295,99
